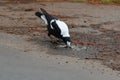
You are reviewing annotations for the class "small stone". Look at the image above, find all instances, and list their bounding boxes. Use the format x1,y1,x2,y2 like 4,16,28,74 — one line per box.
76,61,78,63
84,21,87,23
58,62,60,64
65,61,69,63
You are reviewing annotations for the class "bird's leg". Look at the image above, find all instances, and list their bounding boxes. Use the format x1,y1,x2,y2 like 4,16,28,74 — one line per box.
56,39,63,43
48,34,58,43
50,35,55,41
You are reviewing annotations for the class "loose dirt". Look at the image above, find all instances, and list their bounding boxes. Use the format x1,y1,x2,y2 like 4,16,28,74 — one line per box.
0,1,120,71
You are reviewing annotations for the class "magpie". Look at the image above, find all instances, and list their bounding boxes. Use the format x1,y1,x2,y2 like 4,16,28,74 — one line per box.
35,8,71,48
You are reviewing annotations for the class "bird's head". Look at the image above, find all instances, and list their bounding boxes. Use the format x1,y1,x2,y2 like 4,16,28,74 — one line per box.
63,37,72,48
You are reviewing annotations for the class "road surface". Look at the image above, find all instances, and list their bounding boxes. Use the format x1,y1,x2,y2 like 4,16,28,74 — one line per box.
0,32,119,80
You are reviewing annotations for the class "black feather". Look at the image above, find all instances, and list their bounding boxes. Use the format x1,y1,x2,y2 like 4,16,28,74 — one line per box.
49,21,62,38
40,8,48,15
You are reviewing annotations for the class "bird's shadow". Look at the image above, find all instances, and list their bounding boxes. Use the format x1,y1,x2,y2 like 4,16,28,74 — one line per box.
30,35,76,56
30,35,100,59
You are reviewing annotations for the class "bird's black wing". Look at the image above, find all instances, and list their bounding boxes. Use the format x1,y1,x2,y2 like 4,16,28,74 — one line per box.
50,21,62,38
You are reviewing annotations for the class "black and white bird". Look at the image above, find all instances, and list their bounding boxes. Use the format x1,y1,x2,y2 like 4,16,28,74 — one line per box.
35,8,71,48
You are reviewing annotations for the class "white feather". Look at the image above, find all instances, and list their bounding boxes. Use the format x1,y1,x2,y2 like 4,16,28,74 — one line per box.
41,15,48,25
50,20,55,29
55,20,70,37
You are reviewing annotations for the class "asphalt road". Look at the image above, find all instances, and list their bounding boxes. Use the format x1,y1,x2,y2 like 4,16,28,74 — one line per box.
0,33,120,80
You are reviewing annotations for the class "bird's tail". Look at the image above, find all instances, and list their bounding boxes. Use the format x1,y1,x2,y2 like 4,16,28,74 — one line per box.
40,8,49,15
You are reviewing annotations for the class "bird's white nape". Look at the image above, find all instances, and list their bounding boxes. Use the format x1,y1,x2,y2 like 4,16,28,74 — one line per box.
41,15,48,25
